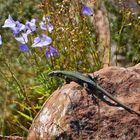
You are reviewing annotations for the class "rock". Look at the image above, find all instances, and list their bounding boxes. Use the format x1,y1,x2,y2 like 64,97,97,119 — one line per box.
27,64,140,140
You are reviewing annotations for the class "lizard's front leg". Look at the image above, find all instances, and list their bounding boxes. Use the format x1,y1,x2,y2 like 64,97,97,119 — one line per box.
83,83,99,105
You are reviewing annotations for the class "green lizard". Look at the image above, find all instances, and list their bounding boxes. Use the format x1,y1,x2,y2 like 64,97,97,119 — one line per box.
48,70,140,117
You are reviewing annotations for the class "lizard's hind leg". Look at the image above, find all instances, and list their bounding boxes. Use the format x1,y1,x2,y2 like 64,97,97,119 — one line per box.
99,94,120,107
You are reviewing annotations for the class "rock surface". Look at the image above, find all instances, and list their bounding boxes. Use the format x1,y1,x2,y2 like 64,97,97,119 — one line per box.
27,64,140,140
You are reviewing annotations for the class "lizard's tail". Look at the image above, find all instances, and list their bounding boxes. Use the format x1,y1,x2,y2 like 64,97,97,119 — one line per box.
96,84,140,117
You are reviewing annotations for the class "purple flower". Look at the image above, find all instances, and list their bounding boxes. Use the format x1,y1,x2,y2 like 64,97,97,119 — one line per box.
2,15,16,29
40,16,53,33
0,35,2,45
32,35,52,47
47,22,54,33
82,5,93,16
40,16,47,30
45,46,59,58
2,15,26,35
15,33,28,44
15,21,26,32
46,16,54,33
47,16,51,22
20,44,29,52
12,21,26,35
25,19,36,34
40,21,47,30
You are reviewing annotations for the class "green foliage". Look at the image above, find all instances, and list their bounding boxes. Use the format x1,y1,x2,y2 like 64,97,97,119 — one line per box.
50,0,100,71
105,0,140,64
0,0,100,136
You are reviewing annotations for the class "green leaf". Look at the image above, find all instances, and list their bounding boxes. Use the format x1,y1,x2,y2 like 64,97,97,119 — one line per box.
17,111,33,121
32,85,46,95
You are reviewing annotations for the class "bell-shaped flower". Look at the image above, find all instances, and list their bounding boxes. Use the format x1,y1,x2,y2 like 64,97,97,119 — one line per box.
15,33,28,44
40,16,53,33
45,46,59,58
40,21,47,30
25,19,37,34
46,16,53,33
0,35,2,45
2,15,26,35
47,16,51,22
82,5,93,16
32,35,52,48
19,44,29,52
47,22,54,33
12,21,26,35
15,21,26,32
2,15,16,29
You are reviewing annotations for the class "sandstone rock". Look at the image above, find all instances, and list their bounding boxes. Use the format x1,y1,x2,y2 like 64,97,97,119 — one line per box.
27,64,140,140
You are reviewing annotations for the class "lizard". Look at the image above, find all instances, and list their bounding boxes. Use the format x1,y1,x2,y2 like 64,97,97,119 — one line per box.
48,70,140,117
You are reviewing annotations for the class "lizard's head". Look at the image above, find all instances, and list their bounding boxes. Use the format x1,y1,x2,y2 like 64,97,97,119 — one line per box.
48,71,64,78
